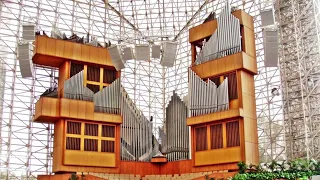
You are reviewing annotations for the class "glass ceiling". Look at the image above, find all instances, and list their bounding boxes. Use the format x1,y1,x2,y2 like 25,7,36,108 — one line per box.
0,0,285,179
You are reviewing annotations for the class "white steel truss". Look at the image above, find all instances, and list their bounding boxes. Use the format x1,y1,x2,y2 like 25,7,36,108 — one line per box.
0,0,286,179
276,0,320,160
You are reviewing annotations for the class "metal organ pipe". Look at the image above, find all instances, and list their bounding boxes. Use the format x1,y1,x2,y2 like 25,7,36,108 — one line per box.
162,91,189,161
189,69,229,117
195,3,241,65
93,78,121,114
63,71,94,101
120,87,158,162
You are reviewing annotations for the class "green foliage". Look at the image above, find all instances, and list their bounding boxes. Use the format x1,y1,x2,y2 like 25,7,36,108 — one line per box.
231,159,320,180
238,161,247,174
68,173,79,180
68,173,86,180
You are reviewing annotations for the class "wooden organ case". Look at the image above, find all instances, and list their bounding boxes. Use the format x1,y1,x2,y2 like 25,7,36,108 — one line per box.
33,4,259,180
32,35,122,173
187,7,259,168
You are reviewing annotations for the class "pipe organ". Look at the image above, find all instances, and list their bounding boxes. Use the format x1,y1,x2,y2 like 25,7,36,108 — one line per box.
195,3,241,65
120,87,159,162
93,78,121,114
188,3,259,168
63,71,94,101
189,70,229,116
32,3,258,178
160,91,189,161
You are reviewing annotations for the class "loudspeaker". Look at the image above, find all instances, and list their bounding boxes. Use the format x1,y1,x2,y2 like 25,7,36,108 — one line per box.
260,9,275,27
160,42,178,67
22,24,35,41
152,45,161,59
135,44,150,62
263,29,278,67
18,43,34,78
108,45,125,70
122,47,135,61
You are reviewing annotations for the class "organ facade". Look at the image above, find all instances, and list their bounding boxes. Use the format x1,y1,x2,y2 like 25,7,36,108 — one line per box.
33,3,258,179
187,4,258,168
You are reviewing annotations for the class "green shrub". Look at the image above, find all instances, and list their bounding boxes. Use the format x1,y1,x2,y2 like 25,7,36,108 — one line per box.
230,159,320,180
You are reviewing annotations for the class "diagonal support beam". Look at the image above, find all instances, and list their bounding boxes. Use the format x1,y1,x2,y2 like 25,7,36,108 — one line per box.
173,0,209,41
102,1,146,40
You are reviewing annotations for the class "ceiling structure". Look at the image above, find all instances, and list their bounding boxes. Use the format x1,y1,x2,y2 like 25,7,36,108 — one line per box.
0,0,315,179
276,0,320,160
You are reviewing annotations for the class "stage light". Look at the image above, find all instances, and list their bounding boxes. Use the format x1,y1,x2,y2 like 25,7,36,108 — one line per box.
18,43,34,78
160,41,178,67
122,47,135,61
151,45,161,59
135,44,150,62
108,45,125,70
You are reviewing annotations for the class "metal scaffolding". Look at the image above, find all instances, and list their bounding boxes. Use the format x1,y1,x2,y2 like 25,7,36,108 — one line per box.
0,0,290,179
276,0,320,160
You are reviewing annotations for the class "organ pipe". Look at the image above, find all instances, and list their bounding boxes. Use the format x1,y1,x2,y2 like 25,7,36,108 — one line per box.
93,78,121,114
189,69,229,117
161,91,189,161
63,71,94,101
120,87,159,162
195,3,241,65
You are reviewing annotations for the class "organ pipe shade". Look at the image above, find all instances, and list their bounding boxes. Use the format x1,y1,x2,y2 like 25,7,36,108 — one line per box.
195,3,241,65
108,45,125,70
122,47,135,61
103,68,117,84
63,71,94,101
18,43,34,78
189,69,229,117
161,91,189,161
160,42,178,67
135,44,150,62
70,63,84,77
87,66,100,82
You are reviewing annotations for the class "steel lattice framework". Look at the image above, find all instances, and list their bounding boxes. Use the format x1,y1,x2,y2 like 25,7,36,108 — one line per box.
276,0,320,160
0,0,288,179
